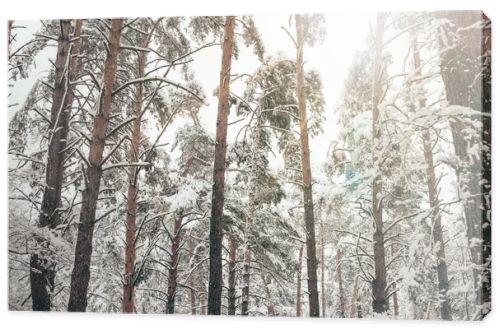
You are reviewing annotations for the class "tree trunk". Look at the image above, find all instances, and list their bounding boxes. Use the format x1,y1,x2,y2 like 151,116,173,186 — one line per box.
296,244,304,317
336,251,346,317
188,236,197,315
294,14,320,318
166,212,183,314
320,221,326,317
412,38,452,320
31,19,82,311
228,237,237,315
371,13,388,314
68,19,123,312
391,282,399,318
349,275,359,318
200,289,207,315
438,11,491,318
122,27,155,314
260,272,276,316
241,110,261,316
207,16,235,315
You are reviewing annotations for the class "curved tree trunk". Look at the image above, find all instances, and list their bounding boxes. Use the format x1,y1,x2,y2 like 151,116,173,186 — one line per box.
294,14,320,317
31,19,82,311
68,19,123,312
207,16,236,315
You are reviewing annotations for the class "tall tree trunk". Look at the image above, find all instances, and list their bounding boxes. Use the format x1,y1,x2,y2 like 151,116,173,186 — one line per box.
166,212,183,314
412,38,452,320
336,251,346,318
68,19,123,312
320,221,326,317
241,110,261,316
296,244,304,317
227,237,237,315
31,19,82,311
122,28,155,314
294,14,320,317
438,11,491,318
371,13,388,314
207,16,235,315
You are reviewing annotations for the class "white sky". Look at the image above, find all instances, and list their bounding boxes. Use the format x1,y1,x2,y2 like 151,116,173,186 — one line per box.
9,14,376,172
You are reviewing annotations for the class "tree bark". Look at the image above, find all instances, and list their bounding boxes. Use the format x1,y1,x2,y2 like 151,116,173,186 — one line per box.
122,27,155,314
31,19,83,311
241,110,261,316
336,251,346,317
67,19,123,312
207,16,235,315
438,11,491,318
320,221,326,317
228,237,237,315
371,13,389,314
349,275,359,318
166,212,183,314
260,272,276,316
294,14,320,318
188,236,197,315
412,38,452,320
296,244,304,317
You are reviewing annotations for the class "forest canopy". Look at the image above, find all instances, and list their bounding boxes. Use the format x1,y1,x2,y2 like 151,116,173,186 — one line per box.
7,12,491,320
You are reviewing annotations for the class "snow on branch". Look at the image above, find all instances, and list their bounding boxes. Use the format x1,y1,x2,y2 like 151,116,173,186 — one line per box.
102,162,152,171
112,76,205,103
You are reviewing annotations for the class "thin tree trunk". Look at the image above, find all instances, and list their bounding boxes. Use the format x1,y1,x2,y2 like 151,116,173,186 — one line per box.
320,221,326,317
200,289,207,315
371,13,388,314
68,19,123,312
31,19,82,311
260,272,276,316
438,12,491,318
188,236,197,315
336,251,346,318
294,14,320,317
166,212,183,314
391,282,399,318
349,275,359,318
241,110,261,316
296,244,304,317
228,237,237,315
412,38,452,320
207,16,235,315
191,240,207,315
357,297,363,318
122,26,156,314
